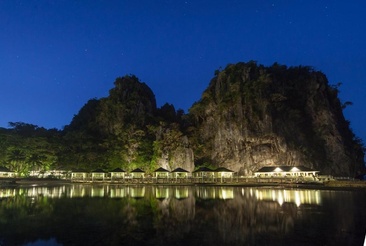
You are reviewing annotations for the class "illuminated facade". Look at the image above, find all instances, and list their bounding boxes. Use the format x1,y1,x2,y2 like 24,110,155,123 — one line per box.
130,168,145,178
171,167,189,178
153,167,170,178
254,166,319,180
214,167,234,179
0,166,15,178
192,166,214,178
70,169,88,180
110,168,126,180
91,169,106,180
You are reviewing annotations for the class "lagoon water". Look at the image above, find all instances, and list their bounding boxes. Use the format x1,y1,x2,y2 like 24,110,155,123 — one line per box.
0,184,365,246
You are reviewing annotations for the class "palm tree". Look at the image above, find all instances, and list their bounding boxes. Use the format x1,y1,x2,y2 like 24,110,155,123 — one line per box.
27,154,45,177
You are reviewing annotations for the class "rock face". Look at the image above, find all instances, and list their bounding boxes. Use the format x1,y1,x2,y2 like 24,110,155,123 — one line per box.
65,75,195,172
188,62,364,176
63,65,364,176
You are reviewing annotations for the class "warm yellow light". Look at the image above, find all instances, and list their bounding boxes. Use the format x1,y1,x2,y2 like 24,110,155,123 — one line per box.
291,167,299,172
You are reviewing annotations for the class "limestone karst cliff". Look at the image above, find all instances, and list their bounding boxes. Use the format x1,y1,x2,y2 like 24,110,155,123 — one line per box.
63,75,195,172
2,62,363,177
188,62,364,176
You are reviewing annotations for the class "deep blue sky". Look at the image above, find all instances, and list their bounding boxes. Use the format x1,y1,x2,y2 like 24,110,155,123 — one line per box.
1,0,365,144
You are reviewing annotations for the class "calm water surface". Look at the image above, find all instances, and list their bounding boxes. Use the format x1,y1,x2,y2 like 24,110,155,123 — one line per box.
0,184,365,246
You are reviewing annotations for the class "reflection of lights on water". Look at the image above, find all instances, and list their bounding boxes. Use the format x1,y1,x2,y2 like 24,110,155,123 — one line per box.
175,188,188,199
295,191,301,207
219,188,234,200
254,189,321,206
278,192,283,206
110,188,127,198
2,186,321,206
155,187,170,199
129,187,145,198
196,187,234,200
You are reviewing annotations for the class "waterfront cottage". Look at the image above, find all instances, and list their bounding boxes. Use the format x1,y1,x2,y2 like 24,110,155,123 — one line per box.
254,166,319,180
192,167,214,178
91,169,107,181
130,168,145,179
110,168,126,180
71,169,88,180
153,167,170,178
214,167,234,182
171,167,189,178
0,166,15,178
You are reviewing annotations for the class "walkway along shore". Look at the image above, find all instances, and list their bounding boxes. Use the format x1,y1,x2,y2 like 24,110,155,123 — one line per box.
1,177,366,190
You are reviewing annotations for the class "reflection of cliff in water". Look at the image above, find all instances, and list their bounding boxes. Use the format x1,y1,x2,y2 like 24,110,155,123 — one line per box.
153,187,196,245
190,188,300,245
0,185,365,245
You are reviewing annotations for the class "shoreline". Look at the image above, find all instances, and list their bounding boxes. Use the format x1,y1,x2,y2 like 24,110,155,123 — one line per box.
1,178,366,191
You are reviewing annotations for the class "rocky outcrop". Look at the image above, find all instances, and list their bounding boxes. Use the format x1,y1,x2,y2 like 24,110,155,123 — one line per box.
64,75,195,172
62,64,364,176
188,62,364,176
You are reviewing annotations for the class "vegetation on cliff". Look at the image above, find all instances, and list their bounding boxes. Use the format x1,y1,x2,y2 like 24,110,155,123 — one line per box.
0,62,364,176
188,62,364,176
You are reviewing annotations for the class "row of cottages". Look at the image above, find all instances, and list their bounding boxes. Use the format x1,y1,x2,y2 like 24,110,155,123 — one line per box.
254,166,319,180
153,166,235,180
71,167,191,181
192,167,235,182
70,166,235,181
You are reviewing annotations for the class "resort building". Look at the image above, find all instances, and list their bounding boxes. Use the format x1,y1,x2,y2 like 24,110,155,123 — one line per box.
130,168,145,179
171,167,189,179
110,168,126,180
192,166,215,178
254,166,319,180
214,167,235,183
0,166,15,178
153,167,170,178
214,167,234,180
71,169,88,180
91,169,107,181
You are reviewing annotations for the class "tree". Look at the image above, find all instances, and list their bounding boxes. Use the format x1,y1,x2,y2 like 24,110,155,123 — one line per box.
27,154,46,175
7,149,27,176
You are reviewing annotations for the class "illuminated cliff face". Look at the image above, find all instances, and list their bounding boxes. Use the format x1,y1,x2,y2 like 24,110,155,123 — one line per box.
188,62,364,176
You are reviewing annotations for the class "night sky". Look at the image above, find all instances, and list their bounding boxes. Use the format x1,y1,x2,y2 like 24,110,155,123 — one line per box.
1,1,365,144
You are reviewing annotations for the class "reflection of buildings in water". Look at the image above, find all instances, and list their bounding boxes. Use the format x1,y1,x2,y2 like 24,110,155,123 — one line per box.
109,186,128,198
0,186,319,208
154,190,196,244
0,188,16,198
128,186,145,198
90,186,106,197
68,185,86,198
250,188,321,206
209,189,301,245
195,187,234,200
154,186,170,199
0,186,67,199
153,186,190,200
173,187,189,199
